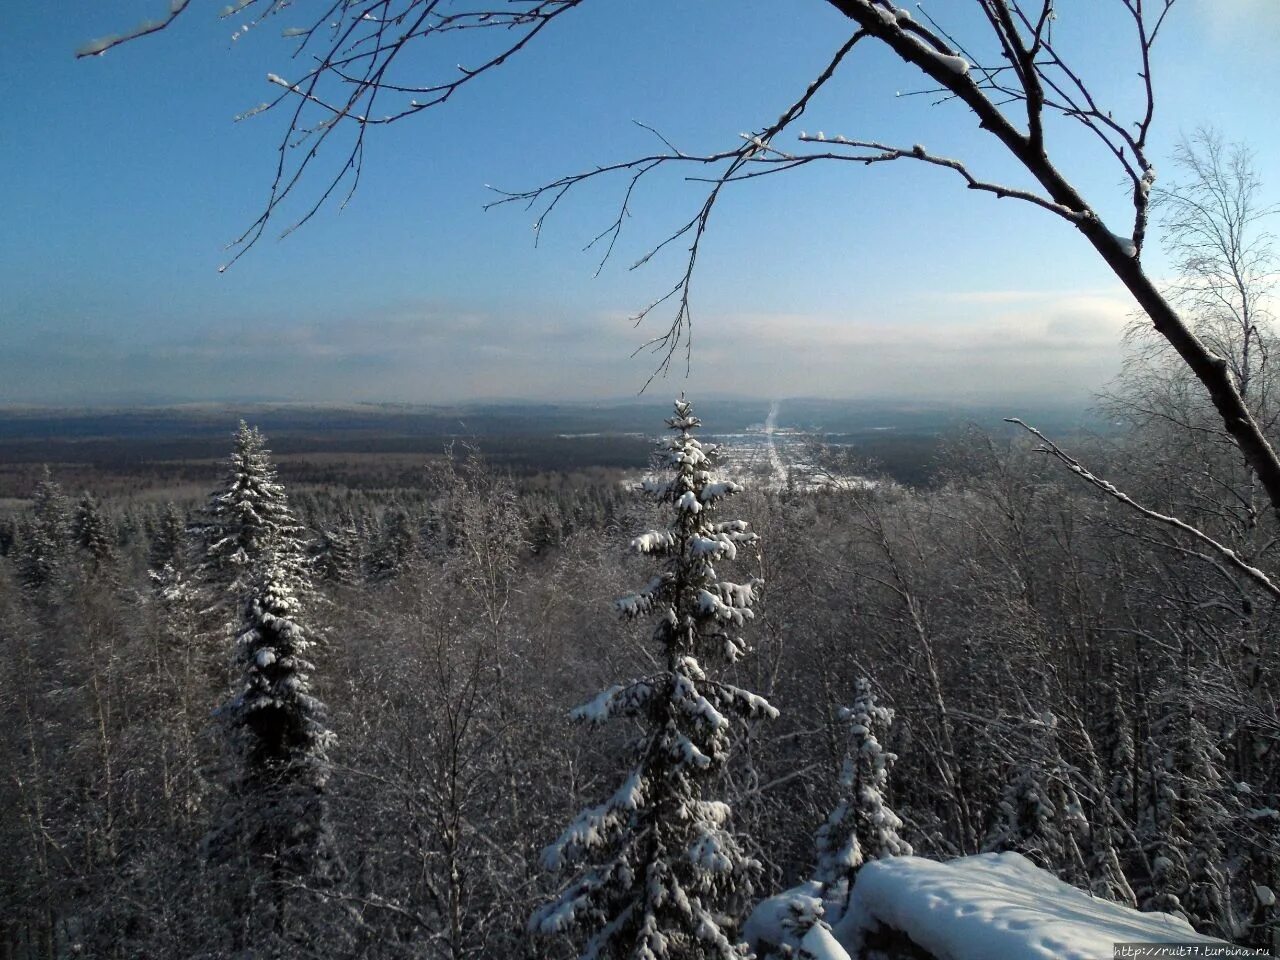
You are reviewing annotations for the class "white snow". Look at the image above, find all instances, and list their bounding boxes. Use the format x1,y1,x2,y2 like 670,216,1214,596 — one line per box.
1110,232,1139,257
631,530,675,554
833,853,1227,960
935,53,971,76
870,3,898,27
676,490,702,514
744,881,826,953
798,923,852,960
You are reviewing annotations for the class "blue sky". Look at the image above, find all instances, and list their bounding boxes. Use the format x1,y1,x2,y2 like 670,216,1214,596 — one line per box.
2,0,1277,405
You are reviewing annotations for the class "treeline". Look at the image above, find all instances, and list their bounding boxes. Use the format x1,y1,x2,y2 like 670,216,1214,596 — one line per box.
1,376,1277,957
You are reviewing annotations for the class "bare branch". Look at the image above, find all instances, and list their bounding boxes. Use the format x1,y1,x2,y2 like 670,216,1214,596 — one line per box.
1007,418,1280,600
795,135,1085,223
486,29,867,386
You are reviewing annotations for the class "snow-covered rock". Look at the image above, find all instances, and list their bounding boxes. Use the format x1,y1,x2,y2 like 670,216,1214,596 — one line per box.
834,853,1228,960
748,854,1231,960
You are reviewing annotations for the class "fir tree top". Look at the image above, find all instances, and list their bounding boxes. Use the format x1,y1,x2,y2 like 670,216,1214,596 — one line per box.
199,421,312,612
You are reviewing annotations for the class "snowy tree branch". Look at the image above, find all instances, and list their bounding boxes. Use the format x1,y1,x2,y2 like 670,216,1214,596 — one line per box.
1007,418,1280,600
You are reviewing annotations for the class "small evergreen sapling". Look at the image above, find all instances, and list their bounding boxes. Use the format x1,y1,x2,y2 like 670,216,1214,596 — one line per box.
813,677,911,906
531,397,777,960
985,712,1090,888
753,678,911,960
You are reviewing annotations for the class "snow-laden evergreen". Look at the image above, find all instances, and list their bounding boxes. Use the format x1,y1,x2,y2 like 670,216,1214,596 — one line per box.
19,466,71,591
223,562,336,859
149,501,189,572
368,506,416,582
752,678,911,960
197,424,342,947
312,521,362,587
211,559,342,950
531,397,777,960
196,421,311,621
1180,711,1231,935
1137,698,1232,936
985,712,1090,889
813,678,911,903
73,493,116,570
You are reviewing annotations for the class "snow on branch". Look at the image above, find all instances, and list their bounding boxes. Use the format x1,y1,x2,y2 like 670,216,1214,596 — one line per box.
76,0,193,58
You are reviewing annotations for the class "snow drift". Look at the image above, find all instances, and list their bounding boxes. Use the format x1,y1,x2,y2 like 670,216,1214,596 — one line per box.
748,852,1230,960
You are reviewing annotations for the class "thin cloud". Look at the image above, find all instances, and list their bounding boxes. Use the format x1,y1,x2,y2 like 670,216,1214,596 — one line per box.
1,290,1134,404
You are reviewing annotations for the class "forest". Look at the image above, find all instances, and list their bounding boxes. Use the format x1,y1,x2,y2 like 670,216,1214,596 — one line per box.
2,321,1276,957
7,1,1279,956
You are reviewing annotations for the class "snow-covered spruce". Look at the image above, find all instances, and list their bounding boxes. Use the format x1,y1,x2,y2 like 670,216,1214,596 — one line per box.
985,712,1090,889
1137,699,1232,936
195,421,312,621
19,466,72,591
218,560,337,878
813,678,912,905
73,493,117,570
312,520,363,587
149,500,190,572
751,679,910,959
531,397,777,960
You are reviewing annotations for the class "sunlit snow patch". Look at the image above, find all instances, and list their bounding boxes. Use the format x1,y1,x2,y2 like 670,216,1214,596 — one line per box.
834,853,1228,960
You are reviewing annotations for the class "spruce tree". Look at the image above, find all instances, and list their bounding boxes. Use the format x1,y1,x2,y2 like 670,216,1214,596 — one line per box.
213,559,340,950
195,424,341,949
813,677,911,905
312,522,361,587
1138,705,1191,919
1179,712,1230,935
197,422,310,622
73,494,117,571
223,561,336,863
1142,700,1231,935
19,466,72,591
985,712,1089,887
531,397,777,960
1081,723,1137,907
368,507,416,582
149,501,189,572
